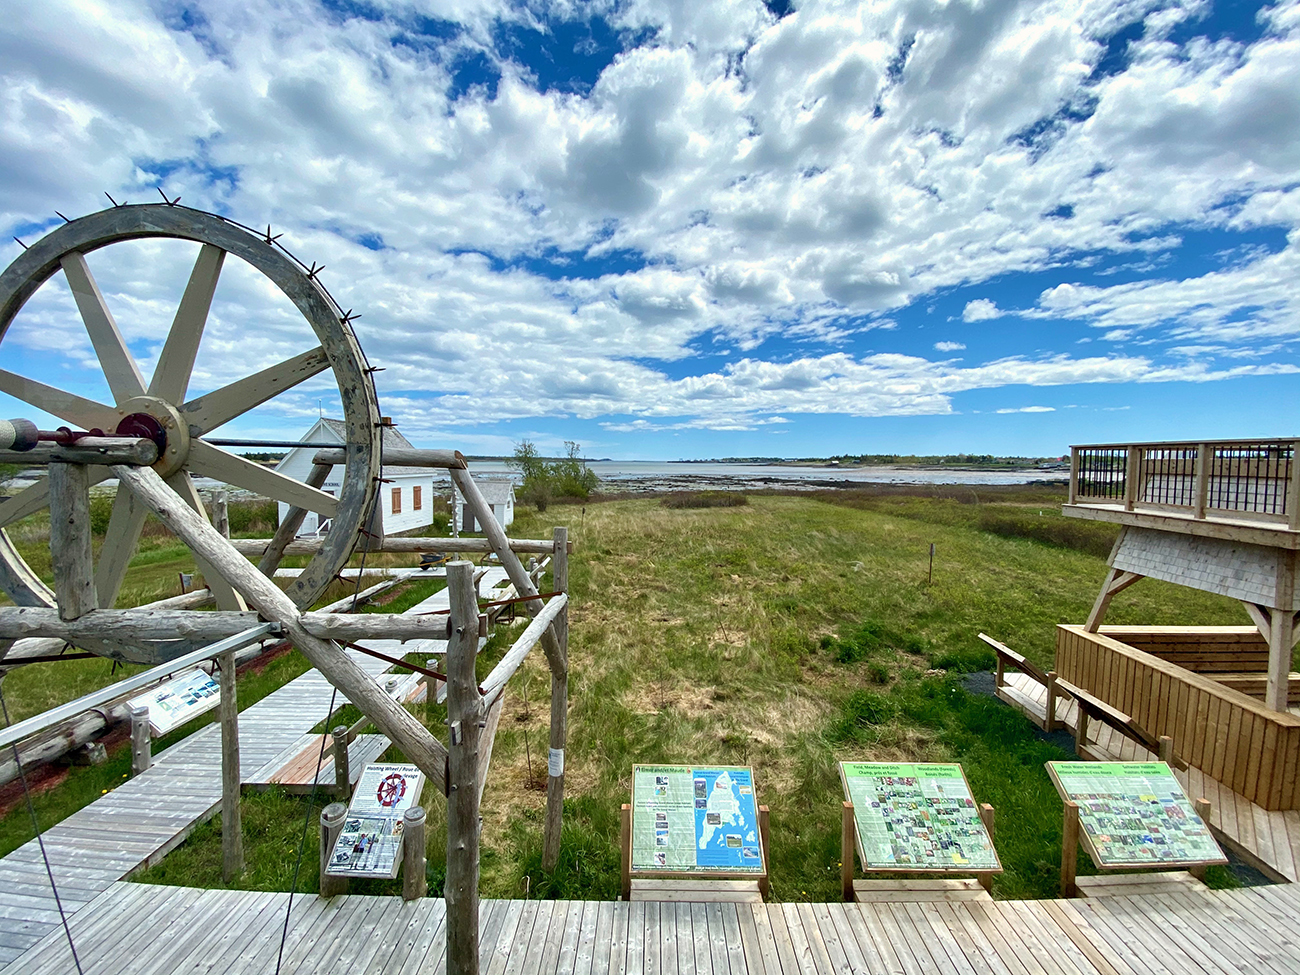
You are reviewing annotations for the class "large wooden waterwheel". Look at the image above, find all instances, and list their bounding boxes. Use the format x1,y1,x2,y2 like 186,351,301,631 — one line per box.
0,204,381,629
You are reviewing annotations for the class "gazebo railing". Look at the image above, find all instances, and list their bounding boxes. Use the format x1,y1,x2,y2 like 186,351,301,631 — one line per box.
1069,438,1300,528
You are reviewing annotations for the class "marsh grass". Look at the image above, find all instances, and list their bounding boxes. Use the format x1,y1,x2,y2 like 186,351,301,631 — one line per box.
4,489,1248,900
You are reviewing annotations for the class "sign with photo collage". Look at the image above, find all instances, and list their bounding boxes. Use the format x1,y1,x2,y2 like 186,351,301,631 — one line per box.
1048,761,1226,868
840,762,1001,873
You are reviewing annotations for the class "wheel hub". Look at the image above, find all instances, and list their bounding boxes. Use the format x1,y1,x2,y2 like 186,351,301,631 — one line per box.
114,396,190,477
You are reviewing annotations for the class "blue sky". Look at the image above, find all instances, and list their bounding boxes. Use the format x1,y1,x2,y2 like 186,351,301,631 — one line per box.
1,0,1298,460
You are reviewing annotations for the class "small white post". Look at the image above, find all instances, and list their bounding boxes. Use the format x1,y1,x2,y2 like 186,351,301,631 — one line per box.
130,705,152,776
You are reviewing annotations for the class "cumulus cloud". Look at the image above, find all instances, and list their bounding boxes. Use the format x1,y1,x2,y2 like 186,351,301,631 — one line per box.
0,0,1297,444
962,300,1003,323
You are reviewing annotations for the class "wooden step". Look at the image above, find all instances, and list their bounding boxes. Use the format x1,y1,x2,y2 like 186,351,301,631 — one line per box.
1077,870,1208,898
852,877,993,903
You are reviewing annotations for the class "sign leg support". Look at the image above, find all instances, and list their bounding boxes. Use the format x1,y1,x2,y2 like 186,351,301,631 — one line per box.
1061,801,1079,898
841,801,855,902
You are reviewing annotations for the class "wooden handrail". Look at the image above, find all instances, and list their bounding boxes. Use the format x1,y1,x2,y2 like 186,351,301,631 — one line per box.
978,632,1049,686
1053,677,1188,770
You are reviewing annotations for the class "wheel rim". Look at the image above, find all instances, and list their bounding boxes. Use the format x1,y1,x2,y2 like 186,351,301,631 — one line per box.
0,204,381,623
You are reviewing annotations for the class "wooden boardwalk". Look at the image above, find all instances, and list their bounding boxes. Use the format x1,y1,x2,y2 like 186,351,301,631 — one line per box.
999,672,1300,884
0,571,508,967
8,880,1300,975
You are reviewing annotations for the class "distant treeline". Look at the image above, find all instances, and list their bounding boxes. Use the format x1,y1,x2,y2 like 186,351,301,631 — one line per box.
680,454,1069,467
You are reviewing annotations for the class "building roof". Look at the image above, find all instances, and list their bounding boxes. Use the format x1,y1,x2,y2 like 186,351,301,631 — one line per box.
311,417,431,477
455,479,517,504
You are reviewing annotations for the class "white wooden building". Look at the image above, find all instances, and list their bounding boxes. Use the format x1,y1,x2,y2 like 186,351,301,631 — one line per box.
453,479,515,534
274,418,435,537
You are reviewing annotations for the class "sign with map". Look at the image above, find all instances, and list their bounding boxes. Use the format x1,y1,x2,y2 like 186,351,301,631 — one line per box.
840,762,1001,873
1047,761,1226,869
325,763,425,879
630,764,764,875
129,669,220,736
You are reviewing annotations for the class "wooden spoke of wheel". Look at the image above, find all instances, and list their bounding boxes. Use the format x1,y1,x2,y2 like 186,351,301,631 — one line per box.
149,244,225,403
0,469,112,529
93,484,149,611
61,253,146,403
179,345,331,435
186,440,339,516
0,369,115,430
165,472,248,611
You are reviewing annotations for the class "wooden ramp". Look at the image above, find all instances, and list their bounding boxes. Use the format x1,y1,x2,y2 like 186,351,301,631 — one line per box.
0,584,457,967
1000,672,1300,884
242,732,390,794
9,881,1300,975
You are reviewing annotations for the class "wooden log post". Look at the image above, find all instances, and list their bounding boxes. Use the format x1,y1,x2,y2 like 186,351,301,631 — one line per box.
219,648,243,881
977,803,995,893
402,805,427,901
319,802,348,897
130,705,152,776
841,801,855,902
213,491,229,539
1191,798,1213,882
994,652,1005,690
1075,708,1090,758
332,724,351,798
542,526,569,872
257,463,331,577
758,805,770,900
620,803,632,901
112,464,450,791
1060,801,1080,898
445,561,484,975
47,462,97,621
1044,671,1058,733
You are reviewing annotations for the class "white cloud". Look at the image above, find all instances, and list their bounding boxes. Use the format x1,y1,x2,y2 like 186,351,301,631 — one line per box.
995,406,1057,413
1,0,1298,442
962,300,1003,323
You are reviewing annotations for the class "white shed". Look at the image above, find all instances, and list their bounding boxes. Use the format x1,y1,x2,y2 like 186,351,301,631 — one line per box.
274,417,435,537
453,479,515,534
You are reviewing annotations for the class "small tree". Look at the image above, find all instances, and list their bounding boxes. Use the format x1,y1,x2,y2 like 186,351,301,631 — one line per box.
508,439,598,511
553,441,598,500
510,439,553,511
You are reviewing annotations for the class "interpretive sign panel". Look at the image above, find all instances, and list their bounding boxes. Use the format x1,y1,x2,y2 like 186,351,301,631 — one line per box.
325,763,425,879
1047,761,1226,869
128,669,219,736
840,762,1001,873
630,764,765,875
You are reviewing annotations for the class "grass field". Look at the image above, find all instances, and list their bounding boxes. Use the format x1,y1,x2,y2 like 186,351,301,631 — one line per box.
3,486,1246,901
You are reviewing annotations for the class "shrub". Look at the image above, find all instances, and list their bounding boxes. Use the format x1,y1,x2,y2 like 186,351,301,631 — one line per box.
660,491,749,509
830,618,927,663
829,690,898,741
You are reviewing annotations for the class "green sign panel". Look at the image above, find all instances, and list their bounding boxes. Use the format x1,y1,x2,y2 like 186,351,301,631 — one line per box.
840,762,1000,872
1048,761,1226,868
630,765,764,875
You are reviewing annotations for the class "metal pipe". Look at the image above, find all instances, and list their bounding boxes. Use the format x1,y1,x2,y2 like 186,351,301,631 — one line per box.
0,623,275,752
